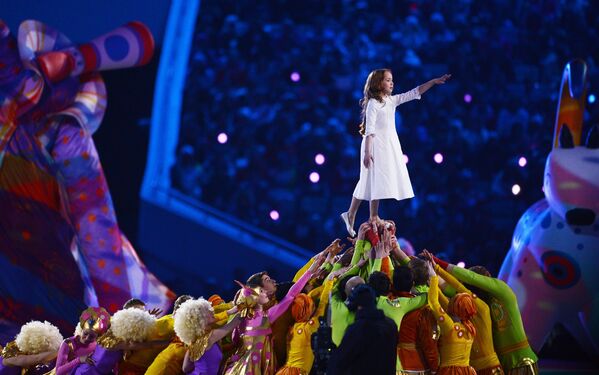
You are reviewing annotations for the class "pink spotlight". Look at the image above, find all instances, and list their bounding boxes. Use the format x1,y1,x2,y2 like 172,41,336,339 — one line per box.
403,154,409,164
290,72,301,82
512,184,521,195
315,154,325,165
457,261,466,268
309,172,320,183
434,153,444,164
269,210,280,221
518,156,527,167
217,133,228,144
464,93,472,103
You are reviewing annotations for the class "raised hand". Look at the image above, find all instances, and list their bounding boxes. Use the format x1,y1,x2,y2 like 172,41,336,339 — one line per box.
328,266,350,280
373,229,391,259
363,151,374,169
312,267,329,282
346,236,357,246
389,234,399,252
433,74,451,85
426,260,436,278
369,217,379,235
148,307,163,317
357,222,371,240
80,354,95,366
325,238,345,257
308,252,327,273
381,229,392,258
419,249,435,263
336,246,355,266
385,220,396,235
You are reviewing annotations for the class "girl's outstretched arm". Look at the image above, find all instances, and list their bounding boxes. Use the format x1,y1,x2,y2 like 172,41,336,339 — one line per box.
418,74,451,95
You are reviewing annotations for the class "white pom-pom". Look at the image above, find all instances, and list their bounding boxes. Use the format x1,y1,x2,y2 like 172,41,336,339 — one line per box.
174,298,214,345
110,309,156,342
15,321,63,354
73,323,82,338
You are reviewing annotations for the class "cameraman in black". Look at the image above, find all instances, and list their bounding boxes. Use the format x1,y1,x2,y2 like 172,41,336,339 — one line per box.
327,284,398,375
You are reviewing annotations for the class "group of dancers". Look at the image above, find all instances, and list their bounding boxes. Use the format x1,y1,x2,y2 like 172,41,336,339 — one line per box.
0,218,539,375
1,69,539,374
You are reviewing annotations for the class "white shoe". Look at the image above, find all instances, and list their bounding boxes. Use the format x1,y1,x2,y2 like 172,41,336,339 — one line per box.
340,212,356,237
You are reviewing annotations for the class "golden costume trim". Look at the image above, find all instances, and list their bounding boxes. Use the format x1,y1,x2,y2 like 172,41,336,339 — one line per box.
188,332,211,361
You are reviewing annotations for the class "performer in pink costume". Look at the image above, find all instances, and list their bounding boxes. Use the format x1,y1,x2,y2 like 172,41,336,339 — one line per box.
224,255,325,375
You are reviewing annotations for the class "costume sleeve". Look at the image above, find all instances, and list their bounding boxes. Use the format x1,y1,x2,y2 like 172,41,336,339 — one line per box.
293,258,314,282
399,254,411,266
55,340,80,375
378,293,426,324
435,265,455,311
403,293,428,314
268,269,313,322
392,87,421,107
314,280,333,319
306,280,334,335
428,276,455,333
331,262,343,273
213,311,230,326
364,100,378,136
417,308,440,372
368,258,382,275
384,256,394,280
436,265,469,294
442,284,457,298
308,284,324,300
451,266,515,303
321,262,333,273
438,285,449,311
350,239,370,266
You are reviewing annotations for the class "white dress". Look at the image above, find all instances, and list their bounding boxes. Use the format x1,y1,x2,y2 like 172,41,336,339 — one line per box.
352,88,421,201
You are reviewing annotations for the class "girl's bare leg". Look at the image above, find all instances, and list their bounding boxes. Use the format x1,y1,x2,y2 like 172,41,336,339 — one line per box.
341,197,361,237
369,199,380,221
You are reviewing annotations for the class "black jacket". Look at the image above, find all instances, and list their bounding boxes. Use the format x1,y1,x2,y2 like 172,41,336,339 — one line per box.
328,307,398,375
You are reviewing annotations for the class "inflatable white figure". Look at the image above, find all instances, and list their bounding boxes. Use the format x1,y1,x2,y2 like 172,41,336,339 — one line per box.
499,59,599,358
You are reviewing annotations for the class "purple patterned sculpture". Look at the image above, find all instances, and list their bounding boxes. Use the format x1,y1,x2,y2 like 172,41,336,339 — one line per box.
499,59,599,358
0,19,173,334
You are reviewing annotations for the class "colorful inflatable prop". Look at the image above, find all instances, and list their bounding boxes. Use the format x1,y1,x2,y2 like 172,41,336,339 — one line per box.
0,19,173,336
499,59,599,358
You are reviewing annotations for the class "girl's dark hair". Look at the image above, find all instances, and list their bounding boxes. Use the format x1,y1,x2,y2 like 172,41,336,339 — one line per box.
358,68,391,136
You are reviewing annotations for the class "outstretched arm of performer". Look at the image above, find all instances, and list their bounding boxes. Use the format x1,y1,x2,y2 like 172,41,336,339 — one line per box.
268,254,325,322
390,234,410,265
418,74,451,96
2,351,56,368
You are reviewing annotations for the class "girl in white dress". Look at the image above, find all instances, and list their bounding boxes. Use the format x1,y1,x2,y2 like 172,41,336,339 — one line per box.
341,69,450,236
